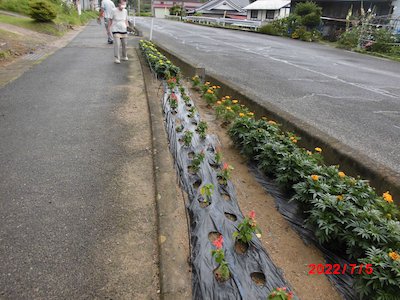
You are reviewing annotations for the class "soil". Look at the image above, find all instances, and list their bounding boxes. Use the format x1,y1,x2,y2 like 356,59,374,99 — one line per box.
234,240,249,255
213,267,230,283
251,272,266,286
186,80,342,300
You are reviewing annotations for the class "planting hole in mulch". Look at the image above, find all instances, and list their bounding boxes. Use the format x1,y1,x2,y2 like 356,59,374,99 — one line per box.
221,193,231,201
210,163,221,170
224,212,237,222
208,231,222,243
198,198,211,208
234,239,249,254
250,272,266,286
193,179,202,189
188,151,195,159
188,165,198,175
191,120,198,126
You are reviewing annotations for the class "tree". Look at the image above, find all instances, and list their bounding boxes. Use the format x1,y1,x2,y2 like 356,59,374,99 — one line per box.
293,1,322,29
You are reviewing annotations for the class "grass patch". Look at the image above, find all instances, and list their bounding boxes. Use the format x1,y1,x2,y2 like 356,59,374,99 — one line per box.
0,14,63,35
0,0,31,15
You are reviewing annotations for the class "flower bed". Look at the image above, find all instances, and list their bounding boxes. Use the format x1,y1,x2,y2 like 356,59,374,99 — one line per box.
191,76,400,300
140,40,295,299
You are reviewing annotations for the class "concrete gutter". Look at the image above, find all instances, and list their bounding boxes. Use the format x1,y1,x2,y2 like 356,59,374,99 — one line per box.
153,43,400,203
137,48,192,299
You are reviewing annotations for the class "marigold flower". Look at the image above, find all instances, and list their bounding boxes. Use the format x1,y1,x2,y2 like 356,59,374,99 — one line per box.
225,96,231,99
337,195,344,201
226,106,232,110
383,191,393,203
389,251,400,260
307,150,312,155
315,147,322,153
232,100,238,104
338,171,346,178
268,120,277,125
213,235,224,249
212,85,217,89
166,60,171,64
216,101,222,105
217,85,221,88
292,139,297,143
207,89,214,94
256,233,262,238
311,175,319,181
247,112,254,116
249,210,256,219
239,113,245,117
205,81,210,85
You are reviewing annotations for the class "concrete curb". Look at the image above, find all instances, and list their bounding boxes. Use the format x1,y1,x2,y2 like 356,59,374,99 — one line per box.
154,43,400,202
136,48,192,299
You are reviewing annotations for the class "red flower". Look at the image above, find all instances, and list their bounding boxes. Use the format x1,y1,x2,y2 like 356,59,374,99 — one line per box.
249,210,256,219
170,93,177,100
213,235,223,249
223,162,229,170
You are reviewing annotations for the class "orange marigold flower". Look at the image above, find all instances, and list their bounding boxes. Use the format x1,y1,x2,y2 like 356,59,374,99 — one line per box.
207,89,214,94
383,191,393,203
205,81,210,85
337,195,344,201
338,171,346,178
232,100,239,104
239,113,245,117
389,251,400,260
311,175,319,181
315,147,322,153
212,85,217,89
217,85,221,88
292,139,298,143
216,101,222,105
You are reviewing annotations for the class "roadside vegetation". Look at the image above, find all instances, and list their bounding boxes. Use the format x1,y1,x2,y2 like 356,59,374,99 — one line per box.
0,0,97,35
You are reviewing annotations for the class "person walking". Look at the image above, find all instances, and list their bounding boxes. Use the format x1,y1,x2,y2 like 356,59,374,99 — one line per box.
98,0,115,44
108,1,129,64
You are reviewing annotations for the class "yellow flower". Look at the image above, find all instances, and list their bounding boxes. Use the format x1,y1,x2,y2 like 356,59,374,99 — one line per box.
207,89,214,94
307,150,312,155
292,139,297,143
262,116,268,120
383,191,393,203
232,100,239,104
221,99,226,103
205,81,210,85
268,120,277,125
311,175,319,181
217,86,221,88
389,251,400,260
338,171,346,178
226,106,232,111
216,101,222,105
225,96,231,99
337,195,344,201
315,147,322,153
212,85,217,89
239,113,245,117
166,60,171,64
247,112,254,116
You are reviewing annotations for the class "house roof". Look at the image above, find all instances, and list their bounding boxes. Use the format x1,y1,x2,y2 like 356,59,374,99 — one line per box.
244,0,290,10
195,0,251,13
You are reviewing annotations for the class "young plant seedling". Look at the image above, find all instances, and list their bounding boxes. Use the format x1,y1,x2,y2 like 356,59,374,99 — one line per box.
196,121,208,139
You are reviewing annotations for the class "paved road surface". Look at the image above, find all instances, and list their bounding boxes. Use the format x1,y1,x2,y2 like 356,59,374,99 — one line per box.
135,18,400,175
0,22,158,298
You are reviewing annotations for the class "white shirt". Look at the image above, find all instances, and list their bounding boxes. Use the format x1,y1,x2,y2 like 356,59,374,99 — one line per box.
110,8,128,33
101,0,115,19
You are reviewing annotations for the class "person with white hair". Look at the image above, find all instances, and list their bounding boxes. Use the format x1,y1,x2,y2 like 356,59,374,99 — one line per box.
108,0,129,64
98,0,116,44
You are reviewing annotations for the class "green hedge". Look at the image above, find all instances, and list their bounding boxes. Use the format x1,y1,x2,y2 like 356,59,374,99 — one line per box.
29,0,57,22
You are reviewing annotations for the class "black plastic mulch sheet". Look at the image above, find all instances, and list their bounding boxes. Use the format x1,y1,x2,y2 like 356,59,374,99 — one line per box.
248,164,358,300
161,84,296,300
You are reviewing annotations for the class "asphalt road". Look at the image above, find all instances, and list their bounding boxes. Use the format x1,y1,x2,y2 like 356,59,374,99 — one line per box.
0,23,158,298
135,18,400,175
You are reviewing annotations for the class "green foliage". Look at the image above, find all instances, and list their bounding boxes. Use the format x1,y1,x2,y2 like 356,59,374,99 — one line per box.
233,212,261,244
200,183,214,203
355,247,400,300
0,0,31,15
337,28,360,49
169,5,182,16
29,0,57,22
268,287,294,300
196,121,208,139
190,151,205,173
258,23,282,36
217,163,234,185
293,1,321,28
369,29,394,53
182,130,193,147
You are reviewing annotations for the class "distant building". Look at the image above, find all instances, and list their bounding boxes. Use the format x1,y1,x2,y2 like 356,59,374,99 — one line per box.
190,0,251,19
152,0,203,18
244,0,290,21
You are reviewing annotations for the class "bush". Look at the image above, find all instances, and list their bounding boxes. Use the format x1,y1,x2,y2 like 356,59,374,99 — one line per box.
29,0,57,22
369,29,394,53
259,23,281,36
293,1,321,29
337,28,360,49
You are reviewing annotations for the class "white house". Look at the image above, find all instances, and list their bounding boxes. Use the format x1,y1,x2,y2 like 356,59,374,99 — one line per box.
192,0,251,19
244,0,290,21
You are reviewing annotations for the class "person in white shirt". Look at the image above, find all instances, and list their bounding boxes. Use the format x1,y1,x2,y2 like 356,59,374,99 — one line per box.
98,0,115,44
108,1,129,64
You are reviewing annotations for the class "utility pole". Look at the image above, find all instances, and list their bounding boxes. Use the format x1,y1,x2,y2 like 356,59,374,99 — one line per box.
138,0,140,16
